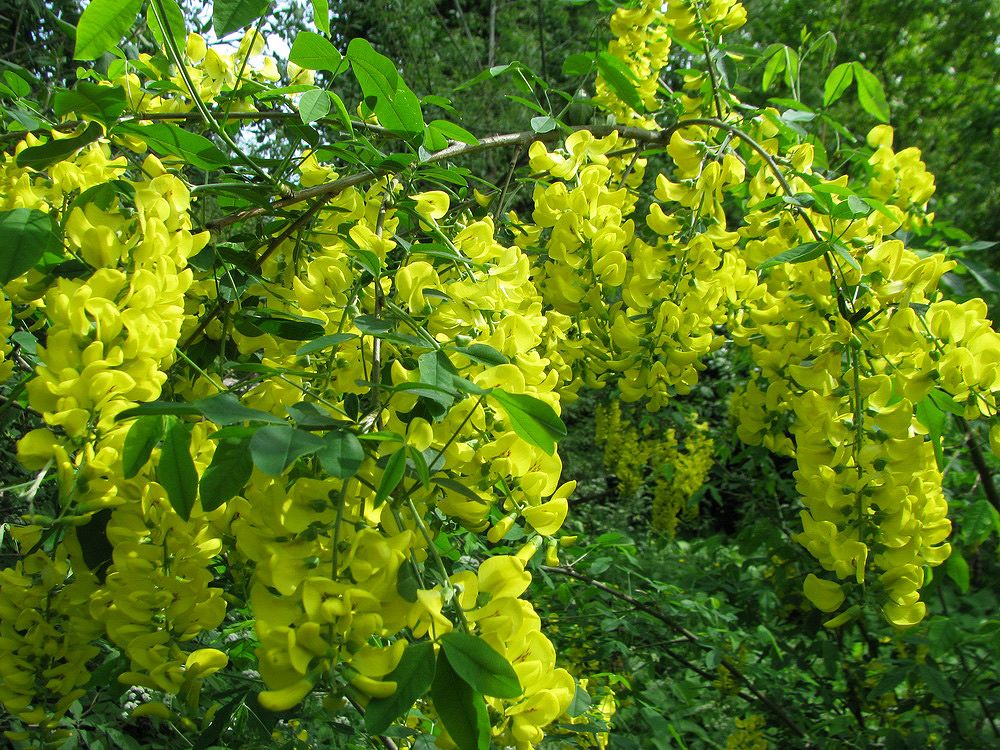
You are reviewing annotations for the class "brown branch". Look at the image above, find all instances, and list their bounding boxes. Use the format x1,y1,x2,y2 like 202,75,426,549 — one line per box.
544,565,813,744
956,416,1000,511
177,195,333,351
203,123,681,231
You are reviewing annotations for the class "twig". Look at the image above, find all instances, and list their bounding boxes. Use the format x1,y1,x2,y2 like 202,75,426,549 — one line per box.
956,416,1000,511
544,565,813,743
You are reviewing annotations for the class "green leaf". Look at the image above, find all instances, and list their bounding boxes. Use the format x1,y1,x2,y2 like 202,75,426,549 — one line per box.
431,652,488,750
915,394,945,468
117,401,201,420
867,666,911,700
234,309,326,340
290,31,343,72
396,559,419,602
917,665,954,702
194,392,284,426
122,415,166,479
54,82,127,124
762,48,785,92
74,508,114,583
823,63,854,107
407,446,431,488
530,115,559,133
299,88,332,124
146,0,186,54
944,550,970,593
317,431,365,478
158,420,199,521
296,332,357,355
347,38,424,136
75,0,144,60
852,62,890,123
451,344,508,366
758,242,828,270
567,682,592,718
328,92,354,135
286,402,338,429
418,350,459,409
423,124,449,152
375,447,407,504
249,426,325,476
490,389,567,455
117,123,228,170
311,0,330,35
961,499,1000,546
562,53,594,77
441,632,522,699
213,0,271,36
429,119,478,145
16,122,103,170
365,642,436,734
596,51,645,114
0,208,63,283
831,242,861,274
199,438,253,511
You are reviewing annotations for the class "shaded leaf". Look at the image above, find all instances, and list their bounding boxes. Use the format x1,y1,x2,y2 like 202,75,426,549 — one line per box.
375,447,407,504
758,242,828,270
317,431,365,478
0,208,63,283
54,82,126,124
214,0,271,36
249,426,325,476
117,123,228,170
431,653,488,750
441,632,522,699
365,642,436,734
75,508,114,583
490,389,567,455
75,0,144,60
122,415,165,479
16,122,103,170
158,420,199,521
199,438,253,511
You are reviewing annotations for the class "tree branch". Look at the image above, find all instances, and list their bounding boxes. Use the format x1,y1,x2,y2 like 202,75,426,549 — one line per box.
544,565,813,744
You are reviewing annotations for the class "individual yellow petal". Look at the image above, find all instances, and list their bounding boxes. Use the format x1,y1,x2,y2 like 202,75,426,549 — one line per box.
184,648,228,679
802,574,845,613
478,556,531,599
258,679,314,712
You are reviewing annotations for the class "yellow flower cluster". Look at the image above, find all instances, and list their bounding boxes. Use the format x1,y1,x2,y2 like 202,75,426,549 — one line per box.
525,127,759,412
113,31,291,115
650,422,714,537
575,6,993,630
725,713,769,750
595,0,671,127
594,401,714,535
0,526,101,743
724,121,984,627
0,137,210,730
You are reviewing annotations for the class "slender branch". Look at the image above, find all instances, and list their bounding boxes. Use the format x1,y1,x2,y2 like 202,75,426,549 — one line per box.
544,565,812,743
178,195,333,351
204,123,678,231
955,416,1000,511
